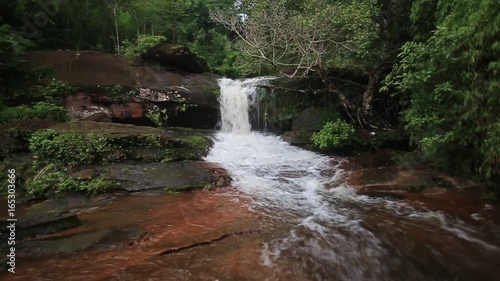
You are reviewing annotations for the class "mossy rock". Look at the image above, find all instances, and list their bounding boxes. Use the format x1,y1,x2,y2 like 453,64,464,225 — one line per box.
96,162,223,192
30,122,213,166
165,131,213,161
51,121,166,137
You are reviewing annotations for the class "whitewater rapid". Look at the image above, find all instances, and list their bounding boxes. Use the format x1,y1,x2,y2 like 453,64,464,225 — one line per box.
205,77,500,281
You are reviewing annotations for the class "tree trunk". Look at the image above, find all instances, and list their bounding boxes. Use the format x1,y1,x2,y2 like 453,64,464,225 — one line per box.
113,8,120,51
105,0,120,52
314,66,357,112
362,65,387,114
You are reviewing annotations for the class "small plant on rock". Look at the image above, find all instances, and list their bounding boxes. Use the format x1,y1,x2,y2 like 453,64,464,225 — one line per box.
312,119,355,149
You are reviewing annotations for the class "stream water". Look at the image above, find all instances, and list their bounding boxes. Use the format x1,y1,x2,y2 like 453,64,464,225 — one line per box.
205,78,500,281
4,78,500,281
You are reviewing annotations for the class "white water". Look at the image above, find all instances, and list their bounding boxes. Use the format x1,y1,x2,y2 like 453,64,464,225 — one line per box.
205,78,500,281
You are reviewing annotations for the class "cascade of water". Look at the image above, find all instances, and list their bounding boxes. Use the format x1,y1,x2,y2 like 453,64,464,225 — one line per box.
206,77,500,281
218,78,266,134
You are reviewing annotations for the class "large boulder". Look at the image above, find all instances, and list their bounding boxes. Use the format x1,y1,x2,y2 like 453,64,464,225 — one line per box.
24,51,221,128
41,121,214,164
24,51,219,108
142,44,209,73
291,107,329,132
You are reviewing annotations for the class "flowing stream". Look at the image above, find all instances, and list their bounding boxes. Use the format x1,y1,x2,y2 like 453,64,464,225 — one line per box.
5,78,500,281
205,78,500,281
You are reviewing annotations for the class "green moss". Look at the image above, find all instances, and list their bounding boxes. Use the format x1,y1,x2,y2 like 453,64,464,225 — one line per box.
29,125,213,167
29,129,166,167
26,170,118,196
0,102,67,124
163,135,212,162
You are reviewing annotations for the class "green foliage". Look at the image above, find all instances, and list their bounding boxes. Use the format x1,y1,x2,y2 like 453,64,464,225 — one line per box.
2,1,239,75
2,68,76,105
324,0,382,72
26,171,117,196
38,78,77,102
163,135,211,162
146,106,168,127
29,129,165,167
120,35,166,61
219,0,383,77
0,102,67,123
95,84,138,100
0,24,32,70
312,119,355,149
388,0,500,179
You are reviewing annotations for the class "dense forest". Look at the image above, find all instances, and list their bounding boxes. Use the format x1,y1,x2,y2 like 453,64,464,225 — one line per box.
0,0,499,193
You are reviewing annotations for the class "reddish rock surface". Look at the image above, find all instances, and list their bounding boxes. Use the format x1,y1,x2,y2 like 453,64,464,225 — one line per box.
341,151,498,220
4,190,268,281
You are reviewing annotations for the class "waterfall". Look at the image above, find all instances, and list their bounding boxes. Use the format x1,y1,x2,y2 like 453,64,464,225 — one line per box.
217,78,261,134
205,78,500,281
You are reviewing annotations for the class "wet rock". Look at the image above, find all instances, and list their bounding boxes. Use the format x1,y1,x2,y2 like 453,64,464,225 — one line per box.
91,226,146,251
17,223,145,258
17,211,82,239
342,152,495,219
281,131,313,145
357,192,405,200
71,169,96,180
4,193,89,239
96,162,231,192
19,229,111,257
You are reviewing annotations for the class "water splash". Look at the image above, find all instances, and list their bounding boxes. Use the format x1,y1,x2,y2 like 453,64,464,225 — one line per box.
206,78,500,281
218,77,270,134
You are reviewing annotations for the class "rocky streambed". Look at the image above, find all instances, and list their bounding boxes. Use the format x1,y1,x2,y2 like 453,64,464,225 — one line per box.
1,74,499,281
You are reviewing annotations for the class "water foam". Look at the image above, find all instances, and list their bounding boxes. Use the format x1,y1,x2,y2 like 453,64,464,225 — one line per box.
205,77,500,281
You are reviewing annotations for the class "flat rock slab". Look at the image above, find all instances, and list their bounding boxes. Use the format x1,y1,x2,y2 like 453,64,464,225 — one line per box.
17,211,82,239
96,162,226,192
19,225,145,257
2,194,90,239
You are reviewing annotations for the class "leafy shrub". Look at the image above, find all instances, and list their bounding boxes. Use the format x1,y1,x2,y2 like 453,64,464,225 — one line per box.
26,171,117,196
0,102,67,123
146,105,168,127
29,129,165,167
312,119,355,149
0,24,32,70
120,35,166,61
2,66,76,106
386,0,499,180
38,78,76,102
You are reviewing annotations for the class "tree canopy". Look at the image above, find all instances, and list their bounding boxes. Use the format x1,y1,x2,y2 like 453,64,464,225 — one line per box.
0,0,498,188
